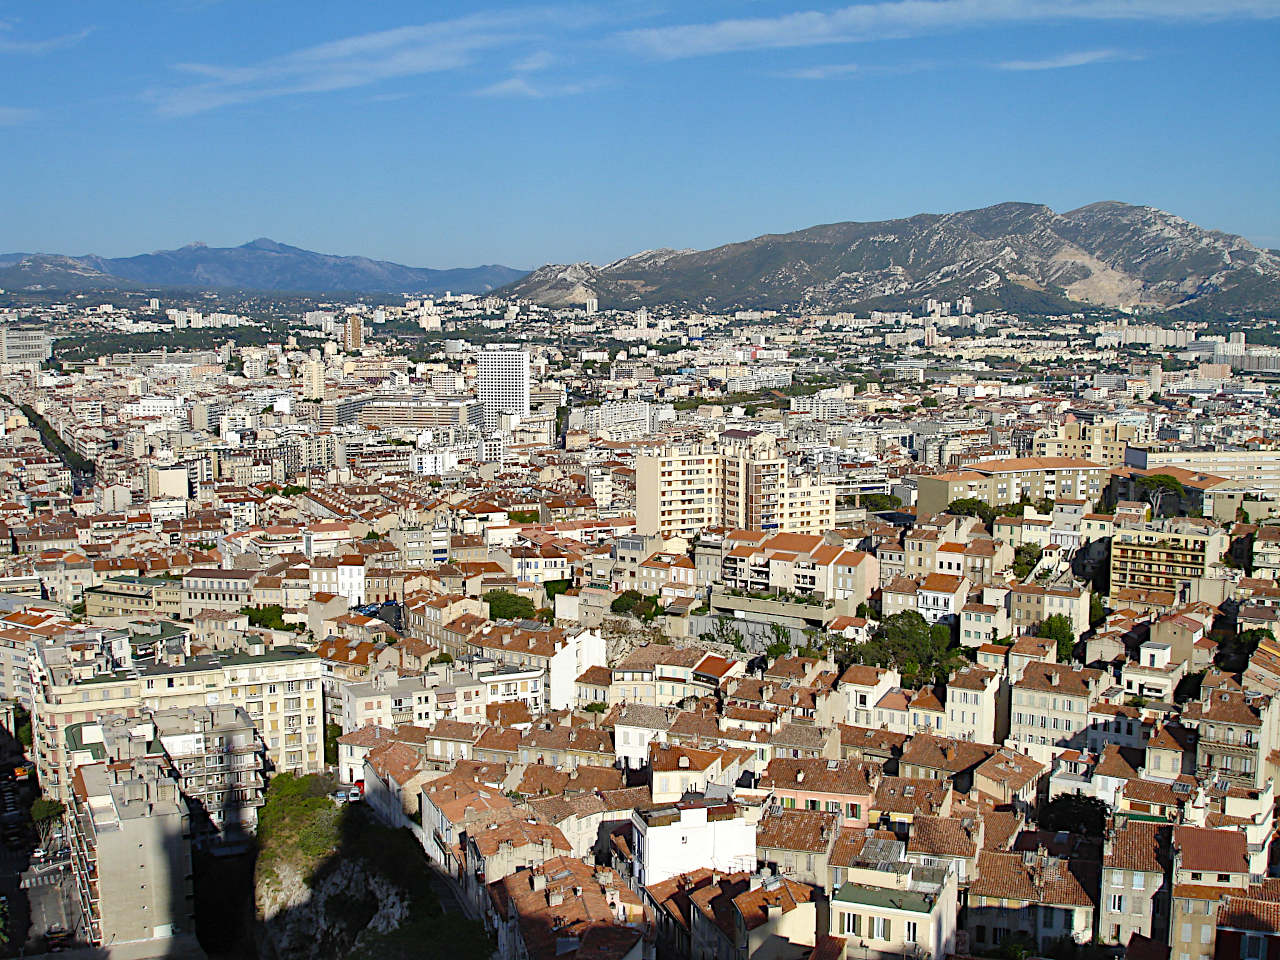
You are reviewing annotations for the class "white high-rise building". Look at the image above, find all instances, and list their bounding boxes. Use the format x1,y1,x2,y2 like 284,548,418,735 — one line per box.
301,359,325,400
476,348,530,432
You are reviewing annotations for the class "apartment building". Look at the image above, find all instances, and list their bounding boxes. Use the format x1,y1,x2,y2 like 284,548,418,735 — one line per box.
830,836,958,960
1035,419,1147,467
946,665,1008,744
1179,674,1279,790
1009,662,1108,765
1110,517,1229,598
68,759,196,954
1126,445,1280,500
917,457,1108,517
636,432,836,539
1168,826,1251,960
1009,580,1091,638
153,704,266,838
32,638,323,801
1099,821,1170,948
181,567,256,619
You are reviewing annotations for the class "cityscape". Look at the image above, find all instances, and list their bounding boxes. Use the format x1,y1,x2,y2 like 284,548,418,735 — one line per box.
2,3,1280,960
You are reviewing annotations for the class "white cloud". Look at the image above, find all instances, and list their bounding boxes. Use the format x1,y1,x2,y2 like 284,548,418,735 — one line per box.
514,50,556,72
620,0,1280,59
0,106,35,125
150,11,561,116
474,75,602,98
0,23,92,54
780,62,861,79
997,48,1140,70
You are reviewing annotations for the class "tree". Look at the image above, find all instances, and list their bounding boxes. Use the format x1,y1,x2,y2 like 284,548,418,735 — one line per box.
1011,544,1043,580
12,704,30,748
584,701,608,714
947,497,995,527
1218,628,1273,672
1135,473,1185,516
765,622,792,659
1038,614,1077,662
855,602,873,620
702,617,745,652
31,796,65,847
323,723,342,767
544,579,573,600
611,590,644,616
1039,794,1110,837
862,493,902,512
1089,593,1106,628
484,589,535,621
241,605,291,631
845,611,962,687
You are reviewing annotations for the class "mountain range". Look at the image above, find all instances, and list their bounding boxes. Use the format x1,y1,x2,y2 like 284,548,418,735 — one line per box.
500,201,1280,318
5,202,1278,317
0,239,526,296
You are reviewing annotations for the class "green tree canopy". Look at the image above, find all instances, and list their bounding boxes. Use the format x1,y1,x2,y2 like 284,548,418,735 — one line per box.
947,497,995,527
842,611,963,687
1012,543,1043,580
1135,473,1186,515
1038,793,1109,837
484,589,535,621
862,493,903,512
1038,614,1077,662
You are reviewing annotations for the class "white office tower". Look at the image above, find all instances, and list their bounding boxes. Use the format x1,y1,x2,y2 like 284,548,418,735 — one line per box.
476,348,530,432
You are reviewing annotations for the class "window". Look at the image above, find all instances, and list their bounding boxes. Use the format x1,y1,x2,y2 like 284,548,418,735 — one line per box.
905,921,918,944
871,916,888,940
839,912,861,936
1217,873,1230,883
1180,923,1192,943
1132,872,1145,891
1109,894,1125,913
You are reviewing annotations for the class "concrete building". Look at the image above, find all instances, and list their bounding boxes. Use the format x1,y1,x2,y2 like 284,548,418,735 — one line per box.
153,703,265,839
477,348,530,432
630,797,757,888
916,457,1108,517
68,759,197,954
636,432,836,539
1109,517,1229,599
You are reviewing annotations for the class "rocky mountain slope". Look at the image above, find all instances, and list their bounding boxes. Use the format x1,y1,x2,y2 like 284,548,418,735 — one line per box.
0,238,526,295
502,201,1280,317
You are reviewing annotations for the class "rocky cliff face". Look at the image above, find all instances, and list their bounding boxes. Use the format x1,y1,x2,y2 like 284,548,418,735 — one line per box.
501,201,1280,316
255,855,410,960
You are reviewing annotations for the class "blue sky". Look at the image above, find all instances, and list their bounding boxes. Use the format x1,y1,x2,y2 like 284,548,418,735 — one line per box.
1,1,1278,269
